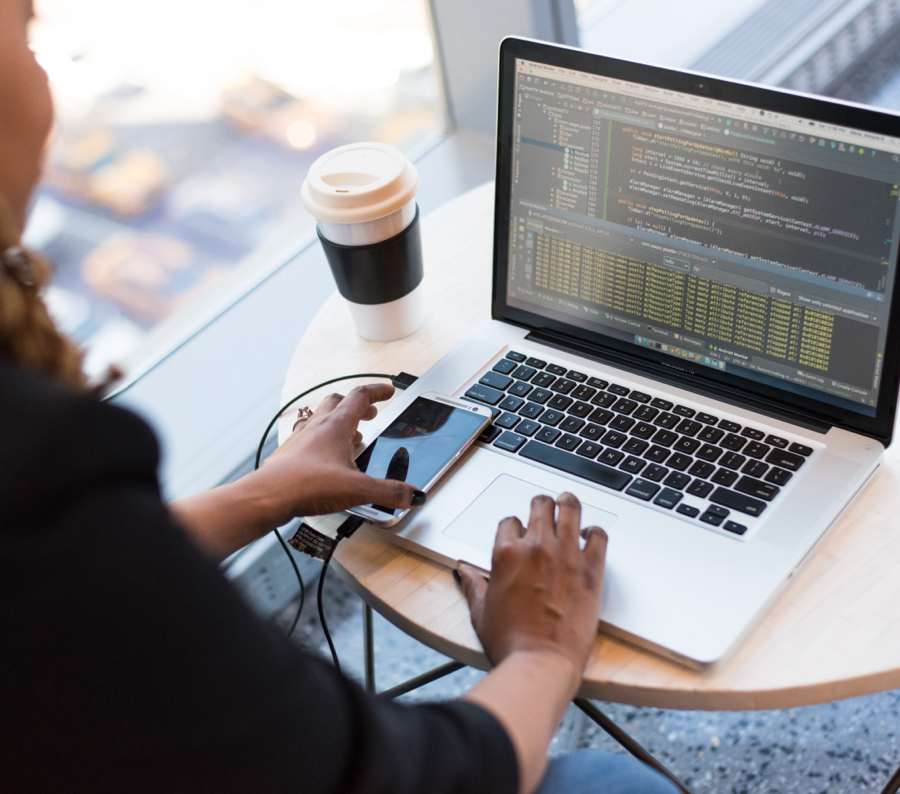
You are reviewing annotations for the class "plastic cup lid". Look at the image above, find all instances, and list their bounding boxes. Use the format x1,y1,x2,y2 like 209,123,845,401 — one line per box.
301,142,419,224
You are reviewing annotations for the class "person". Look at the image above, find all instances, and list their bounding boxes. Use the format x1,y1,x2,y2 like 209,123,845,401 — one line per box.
0,1,681,792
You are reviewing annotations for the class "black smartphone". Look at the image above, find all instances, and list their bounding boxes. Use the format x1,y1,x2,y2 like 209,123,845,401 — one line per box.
348,391,493,526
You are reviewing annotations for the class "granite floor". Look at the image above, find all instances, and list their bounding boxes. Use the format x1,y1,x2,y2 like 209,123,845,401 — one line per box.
273,567,900,793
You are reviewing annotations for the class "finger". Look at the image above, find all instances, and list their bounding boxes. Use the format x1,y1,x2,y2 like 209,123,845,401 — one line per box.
525,494,556,543
495,515,525,546
352,430,363,446
582,526,609,571
457,563,488,631
314,392,345,419
329,384,396,430
555,492,582,545
348,472,423,510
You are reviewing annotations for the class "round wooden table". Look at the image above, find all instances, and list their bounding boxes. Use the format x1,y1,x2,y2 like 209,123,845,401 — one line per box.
280,181,900,711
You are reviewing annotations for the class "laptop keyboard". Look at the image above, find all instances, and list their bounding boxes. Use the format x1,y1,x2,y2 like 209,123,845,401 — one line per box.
464,350,815,537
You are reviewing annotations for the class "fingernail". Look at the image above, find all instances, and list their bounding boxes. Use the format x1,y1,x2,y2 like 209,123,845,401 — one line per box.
452,568,462,585
411,489,427,506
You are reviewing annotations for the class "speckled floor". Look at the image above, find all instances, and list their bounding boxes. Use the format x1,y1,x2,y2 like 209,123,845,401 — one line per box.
274,568,900,793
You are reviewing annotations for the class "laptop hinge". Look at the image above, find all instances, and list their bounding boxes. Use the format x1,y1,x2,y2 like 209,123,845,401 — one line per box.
527,328,833,434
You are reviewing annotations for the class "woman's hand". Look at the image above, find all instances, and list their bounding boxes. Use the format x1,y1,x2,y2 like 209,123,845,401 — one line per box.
460,492,607,679
170,383,423,559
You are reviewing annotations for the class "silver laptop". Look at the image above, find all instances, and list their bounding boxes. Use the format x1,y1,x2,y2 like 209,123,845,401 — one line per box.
360,38,900,668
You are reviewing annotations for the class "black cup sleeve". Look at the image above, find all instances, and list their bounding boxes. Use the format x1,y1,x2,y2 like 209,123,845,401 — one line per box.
318,205,423,305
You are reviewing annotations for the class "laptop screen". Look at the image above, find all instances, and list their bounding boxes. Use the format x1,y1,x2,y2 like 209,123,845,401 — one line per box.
501,49,900,425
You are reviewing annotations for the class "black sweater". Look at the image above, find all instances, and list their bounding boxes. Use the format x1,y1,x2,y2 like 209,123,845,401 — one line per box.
0,359,517,794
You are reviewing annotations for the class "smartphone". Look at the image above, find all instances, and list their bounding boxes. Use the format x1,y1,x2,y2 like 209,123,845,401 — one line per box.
348,392,493,526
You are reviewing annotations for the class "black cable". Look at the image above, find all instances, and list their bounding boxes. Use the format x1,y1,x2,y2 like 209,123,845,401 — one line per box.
274,527,304,637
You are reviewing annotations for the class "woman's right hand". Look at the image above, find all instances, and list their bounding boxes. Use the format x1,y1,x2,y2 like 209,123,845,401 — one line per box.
458,493,607,678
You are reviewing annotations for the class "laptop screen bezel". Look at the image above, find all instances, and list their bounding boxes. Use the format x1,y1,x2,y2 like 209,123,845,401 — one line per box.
492,36,900,447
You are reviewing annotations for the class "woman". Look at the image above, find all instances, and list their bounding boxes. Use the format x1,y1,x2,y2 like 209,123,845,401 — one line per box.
0,2,679,792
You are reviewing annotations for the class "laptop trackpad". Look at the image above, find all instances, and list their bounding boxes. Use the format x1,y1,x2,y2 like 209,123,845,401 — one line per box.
443,474,619,554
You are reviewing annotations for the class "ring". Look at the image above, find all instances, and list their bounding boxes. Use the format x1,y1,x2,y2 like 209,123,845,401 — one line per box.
293,406,314,431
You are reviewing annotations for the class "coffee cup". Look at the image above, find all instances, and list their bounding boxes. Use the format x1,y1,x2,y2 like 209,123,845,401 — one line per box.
301,142,424,342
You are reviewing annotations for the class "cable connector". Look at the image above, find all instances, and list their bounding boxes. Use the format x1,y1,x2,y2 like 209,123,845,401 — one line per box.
336,514,365,540
391,372,419,391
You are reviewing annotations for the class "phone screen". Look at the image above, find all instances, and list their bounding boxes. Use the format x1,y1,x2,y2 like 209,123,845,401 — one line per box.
355,396,489,515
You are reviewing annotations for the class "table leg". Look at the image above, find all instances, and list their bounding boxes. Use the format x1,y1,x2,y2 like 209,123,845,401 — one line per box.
363,603,376,695
881,764,900,794
574,698,695,794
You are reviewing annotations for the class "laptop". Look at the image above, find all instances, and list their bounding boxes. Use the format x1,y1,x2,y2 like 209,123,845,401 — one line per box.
354,37,900,668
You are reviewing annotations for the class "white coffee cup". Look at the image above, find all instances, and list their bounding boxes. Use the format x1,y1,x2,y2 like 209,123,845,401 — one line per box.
301,142,425,342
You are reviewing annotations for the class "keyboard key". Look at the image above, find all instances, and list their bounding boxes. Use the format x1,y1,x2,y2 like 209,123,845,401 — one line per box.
612,398,638,415
696,412,718,425
518,402,544,420
735,476,780,501
623,437,649,455
651,397,674,410
673,405,696,418
644,446,671,464
608,384,630,396
551,378,576,395
506,351,527,362
709,487,767,517
499,396,525,412
711,468,739,487
688,460,716,479
687,480,714,498
675,419,702,437
720,452,746,470
743,441,770,459
643,464,669,482
541,409,565,426
740,427,766,441
465,384,504,405
567,370,587,382
625,479,660,501
480,371,513,390
742,460,768,478
654,413,681,430
587,377,609,389
620,456,646,474
720,434,746,451
517,420,541,437
696,444,723,462
630,422,656,440
571,385,597,401
508,381,533,398
601,430,627,448
560,416,585,433
633,404,659,422
579,423,604,441
766,449,805,472
591,392,617,408
764,467,792,486
511,364,537,381
664,471,691,490
479,425,501,443
555,433,580,451
651,429,679,447
546,364,568,376
493,359,518,375
495,412,519,429
576,441,603,459
700,510,727,527
718,420,741,433
524,357,546,368
588,407,614,425
697,426,725,444
723,520,748,536
654,488,683,509
529,388,552,404
765,434,789,449
568,401,593,418
532,372,556,388
494,431,526,452
667,453,693,472
630,391,651,403
598,448,626,466
676,503,700,517
536,426,562,444
789,442,813,457
548,394,573,411
609,415,635,432
673,437,701,455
